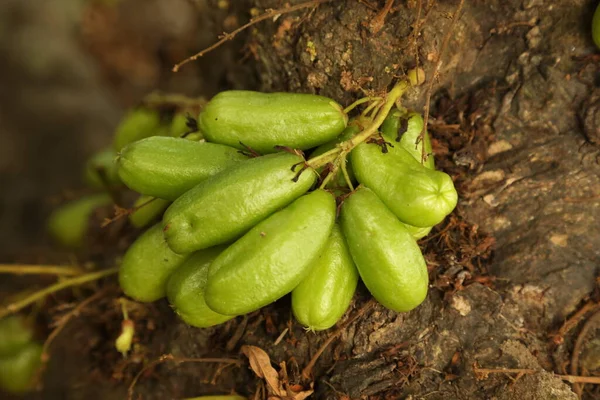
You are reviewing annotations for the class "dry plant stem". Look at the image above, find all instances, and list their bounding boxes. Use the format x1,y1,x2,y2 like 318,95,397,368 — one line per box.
0,267,119,319
473,366,600,385
571,310,600,396
41,288,112,362
0,264,83,276
553,301,600,342
172,0,334,72
301,299,375,380
143,92,206,112
419,0,465,164
127,355,242,400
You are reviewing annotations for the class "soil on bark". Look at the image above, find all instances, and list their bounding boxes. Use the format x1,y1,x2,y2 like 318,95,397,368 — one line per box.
1,0,600,399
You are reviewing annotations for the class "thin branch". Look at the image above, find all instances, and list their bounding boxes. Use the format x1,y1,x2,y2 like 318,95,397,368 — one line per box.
0,264,83,276
571,310,600,396
473,365,600,385
419,0,465,164
42,288,113,362
301,299,375,379
0,268,118,319
173,0,334,72
128,354,242,400
550,300,600,345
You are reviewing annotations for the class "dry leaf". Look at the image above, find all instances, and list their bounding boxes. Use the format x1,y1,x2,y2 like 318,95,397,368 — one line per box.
242,345,284,397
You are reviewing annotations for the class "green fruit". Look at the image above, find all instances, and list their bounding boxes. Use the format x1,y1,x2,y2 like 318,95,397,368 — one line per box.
340,187,428,312
166,246,233,328
46,194,113,248
128,195,171,229
351,141,457,227
113,108,163,151
402,223,432,240
199,91,348,153
163,152,316,254
594,2,600,49
169,113,195,138
117,136,246,200
0,342,42,394
291,225,358,330
0,316,33,358
381,110,434,170
119,223,191,302
83,148,121,189
205,189,336,316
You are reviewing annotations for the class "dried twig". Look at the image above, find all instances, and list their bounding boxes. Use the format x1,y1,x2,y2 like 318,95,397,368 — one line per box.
550,300,600,345
473,364,600,385
0,268,118,319
419,0,465,163
301,299,375,379
42,287,114,362
0,264,83,276
127,354,242,400
571,310,600,397
173,0,334,72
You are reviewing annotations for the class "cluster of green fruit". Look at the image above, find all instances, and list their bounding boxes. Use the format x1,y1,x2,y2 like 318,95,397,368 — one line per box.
0,317,43,394
48,83,457,331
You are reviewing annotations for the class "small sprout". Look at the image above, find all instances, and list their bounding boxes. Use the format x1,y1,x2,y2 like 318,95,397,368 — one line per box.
115,298,134,357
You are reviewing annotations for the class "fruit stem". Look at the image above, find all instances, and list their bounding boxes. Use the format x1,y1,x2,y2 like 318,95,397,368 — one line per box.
0,267,118,319
343,96,382,114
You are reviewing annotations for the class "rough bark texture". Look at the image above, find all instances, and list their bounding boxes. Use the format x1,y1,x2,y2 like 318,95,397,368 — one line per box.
1,0,600,399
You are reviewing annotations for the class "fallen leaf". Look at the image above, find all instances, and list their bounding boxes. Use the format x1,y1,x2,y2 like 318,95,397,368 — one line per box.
242,345,284,397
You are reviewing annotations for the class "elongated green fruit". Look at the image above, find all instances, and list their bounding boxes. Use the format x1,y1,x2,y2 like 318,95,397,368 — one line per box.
340,187,428,312
205,189,336,315
199,91,348,153
83,148,121,189
381,110,434,169
291,225,358,330
128,195,171,228
0,316,33,358
117,137,246,200
169,113,196,138
0,342,42,394
119,223,191,302
402,223,432,240
166,246,233,328
351,142,457,227
47,194,112,248
113,108,165,151
163,152,316,254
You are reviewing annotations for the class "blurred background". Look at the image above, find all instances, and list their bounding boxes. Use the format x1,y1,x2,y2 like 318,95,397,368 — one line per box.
0,0,253,261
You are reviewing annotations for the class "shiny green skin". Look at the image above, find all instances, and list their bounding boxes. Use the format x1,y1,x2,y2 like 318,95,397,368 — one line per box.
205,189,336,316
166,246,233,328
0,342,42,394
351,141,457,227
199,91,348,153
381,110,434,169
119,223,191,302
594,2,600,49
128,195,171,228
311,123,360,188
83,148,121,189
113,108,164,151
340,188,428,312
291,225,358,331
47,194,112,248
163,152,315,254
403,223,432,240
0,317,33,358
117,136,247,200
